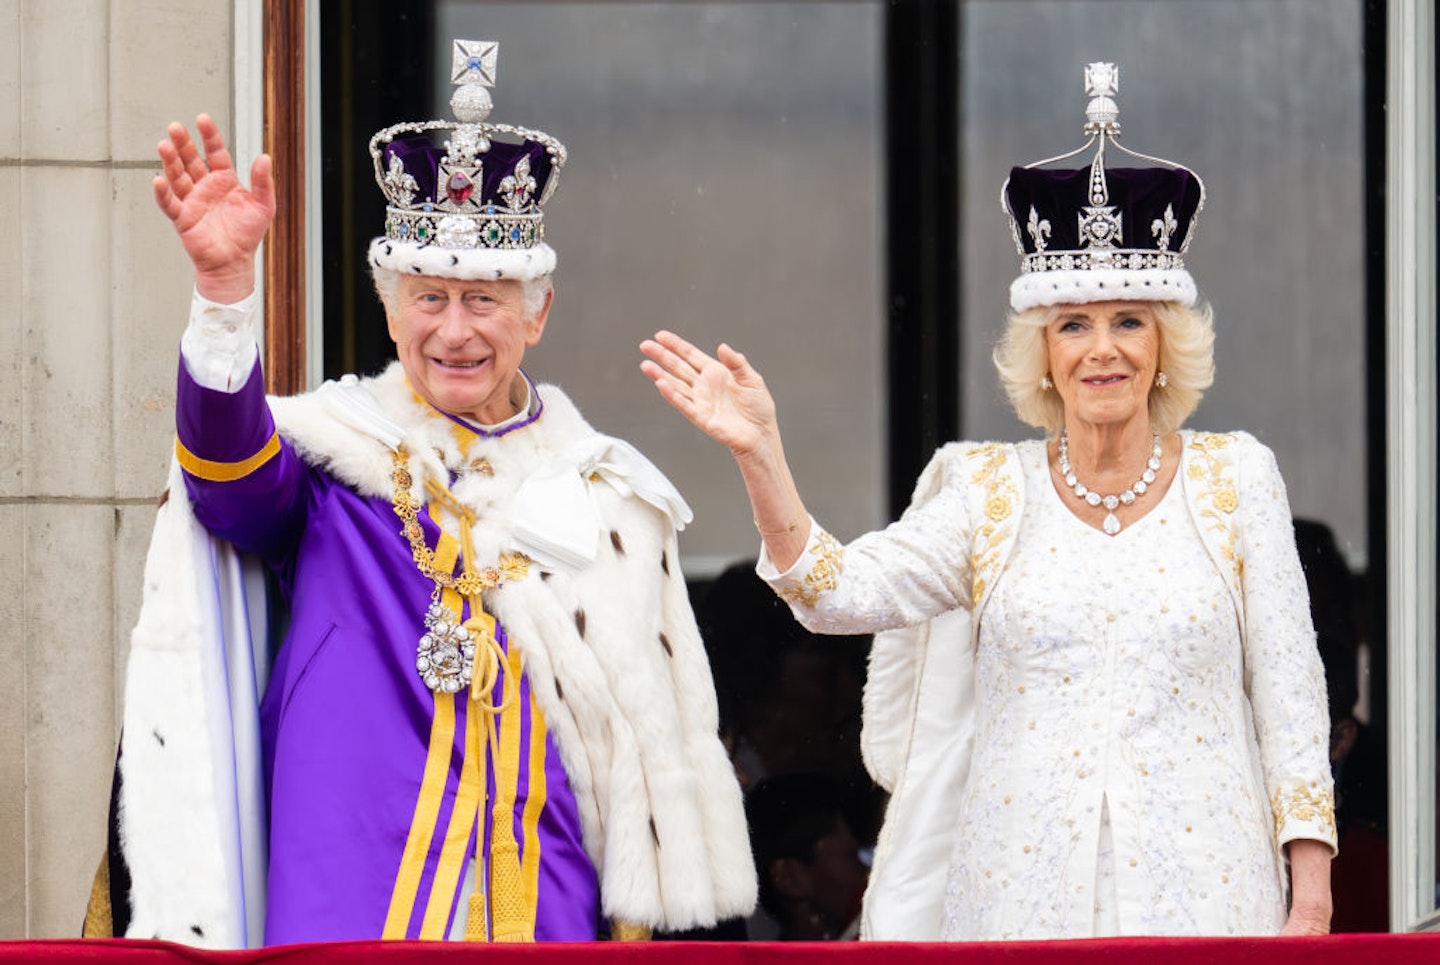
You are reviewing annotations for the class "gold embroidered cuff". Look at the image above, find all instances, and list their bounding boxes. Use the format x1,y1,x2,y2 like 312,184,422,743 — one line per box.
175,431,281,482
778,528,844,608
1270,783,1338,848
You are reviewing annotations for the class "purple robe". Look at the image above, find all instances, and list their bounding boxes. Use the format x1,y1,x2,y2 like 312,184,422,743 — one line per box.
176,359,601,944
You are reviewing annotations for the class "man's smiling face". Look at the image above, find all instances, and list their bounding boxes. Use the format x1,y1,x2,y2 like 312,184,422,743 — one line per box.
386,274,551,423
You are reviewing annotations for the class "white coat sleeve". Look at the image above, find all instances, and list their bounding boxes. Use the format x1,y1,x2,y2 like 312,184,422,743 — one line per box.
755,443,977,636
1234,434,1338,854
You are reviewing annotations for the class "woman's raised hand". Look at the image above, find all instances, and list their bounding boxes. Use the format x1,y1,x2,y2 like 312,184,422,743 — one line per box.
641,330,810,568
639,331,778,457
153,114,276,304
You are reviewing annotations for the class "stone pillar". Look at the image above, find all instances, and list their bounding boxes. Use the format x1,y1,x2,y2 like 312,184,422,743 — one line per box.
0,0,236,938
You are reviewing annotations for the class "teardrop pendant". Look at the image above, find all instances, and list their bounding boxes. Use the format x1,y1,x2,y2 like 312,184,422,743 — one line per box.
1102,512,1122,536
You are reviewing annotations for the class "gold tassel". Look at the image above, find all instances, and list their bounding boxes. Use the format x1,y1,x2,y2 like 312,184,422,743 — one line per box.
609,920,654,942
464,890,490,941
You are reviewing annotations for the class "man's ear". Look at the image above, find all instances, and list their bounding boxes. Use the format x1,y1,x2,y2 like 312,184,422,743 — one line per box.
525,288,554,346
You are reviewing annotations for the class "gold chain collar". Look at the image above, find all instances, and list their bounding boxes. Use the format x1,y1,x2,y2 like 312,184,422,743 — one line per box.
391,449,530,593
390,446,530,701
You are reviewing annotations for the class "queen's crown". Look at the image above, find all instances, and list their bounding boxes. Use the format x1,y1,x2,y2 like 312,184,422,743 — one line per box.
1002,63,1206,311
369,39,566,255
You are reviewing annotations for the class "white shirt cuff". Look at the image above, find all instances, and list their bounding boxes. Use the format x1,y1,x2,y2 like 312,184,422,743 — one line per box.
180,287,260,392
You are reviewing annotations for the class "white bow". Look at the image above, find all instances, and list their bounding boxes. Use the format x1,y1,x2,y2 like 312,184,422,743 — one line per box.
511,436,692,571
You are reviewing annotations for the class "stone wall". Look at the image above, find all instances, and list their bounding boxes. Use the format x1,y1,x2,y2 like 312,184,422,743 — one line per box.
0,0,234,938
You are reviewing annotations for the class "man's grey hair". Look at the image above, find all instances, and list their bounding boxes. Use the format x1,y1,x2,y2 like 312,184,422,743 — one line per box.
370,264,553,320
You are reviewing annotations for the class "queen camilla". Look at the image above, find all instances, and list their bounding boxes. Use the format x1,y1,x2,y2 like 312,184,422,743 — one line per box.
641,63,1335,940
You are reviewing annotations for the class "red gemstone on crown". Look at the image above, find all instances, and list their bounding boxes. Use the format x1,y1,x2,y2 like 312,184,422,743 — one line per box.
446,172,474,205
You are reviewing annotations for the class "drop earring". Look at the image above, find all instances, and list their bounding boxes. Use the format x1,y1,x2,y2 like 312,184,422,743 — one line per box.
1040,375,1053,390
1155,371,1169,388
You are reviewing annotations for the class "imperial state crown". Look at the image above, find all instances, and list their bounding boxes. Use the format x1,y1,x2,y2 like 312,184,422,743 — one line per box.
367,39,567,282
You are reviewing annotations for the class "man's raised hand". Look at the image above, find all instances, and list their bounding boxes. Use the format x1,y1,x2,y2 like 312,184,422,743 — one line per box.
153,114,275,304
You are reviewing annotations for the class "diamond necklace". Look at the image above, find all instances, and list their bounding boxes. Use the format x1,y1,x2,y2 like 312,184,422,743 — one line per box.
1056,431,1163,536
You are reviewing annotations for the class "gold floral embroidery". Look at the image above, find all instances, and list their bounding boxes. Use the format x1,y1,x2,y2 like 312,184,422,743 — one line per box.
1271,783,1337,841
779,529,844,608
1187,433,1243,588
968,444,1018,606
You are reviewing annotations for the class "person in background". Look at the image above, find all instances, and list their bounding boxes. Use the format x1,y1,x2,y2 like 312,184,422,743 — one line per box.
745,773,871,940
697,561,882,832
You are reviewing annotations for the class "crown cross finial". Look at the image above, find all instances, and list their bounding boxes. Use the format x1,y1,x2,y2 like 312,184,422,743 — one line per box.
452,40,497,88
1083,62,1120,136
450,40,497,126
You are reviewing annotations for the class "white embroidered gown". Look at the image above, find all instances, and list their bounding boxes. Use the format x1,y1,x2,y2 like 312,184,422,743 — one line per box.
760,433,1335,940
944,443,1283,938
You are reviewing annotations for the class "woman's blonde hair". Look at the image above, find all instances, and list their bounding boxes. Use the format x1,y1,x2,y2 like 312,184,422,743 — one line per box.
993,300,1215,436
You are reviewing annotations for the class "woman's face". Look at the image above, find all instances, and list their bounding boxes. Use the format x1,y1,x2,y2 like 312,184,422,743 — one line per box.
1044,300,1161,433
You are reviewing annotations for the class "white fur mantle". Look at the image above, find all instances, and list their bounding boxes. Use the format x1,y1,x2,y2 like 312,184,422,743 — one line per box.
118,365,755,947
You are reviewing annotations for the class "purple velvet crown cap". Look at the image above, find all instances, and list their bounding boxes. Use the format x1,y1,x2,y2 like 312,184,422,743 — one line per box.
1005,165,1202,258
383,133,558,216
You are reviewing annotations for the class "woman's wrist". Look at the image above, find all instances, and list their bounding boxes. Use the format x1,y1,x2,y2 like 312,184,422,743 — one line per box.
754,514,803,539
1285,838,1333,924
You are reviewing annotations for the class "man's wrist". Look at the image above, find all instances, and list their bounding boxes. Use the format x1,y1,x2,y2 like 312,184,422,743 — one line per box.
195,269,257,306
